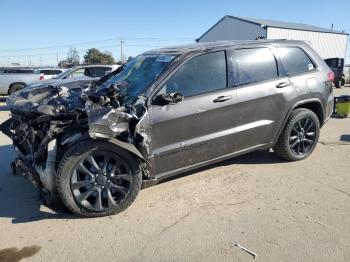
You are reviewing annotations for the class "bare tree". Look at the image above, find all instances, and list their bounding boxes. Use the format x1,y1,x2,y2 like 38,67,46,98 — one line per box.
67,47,80,65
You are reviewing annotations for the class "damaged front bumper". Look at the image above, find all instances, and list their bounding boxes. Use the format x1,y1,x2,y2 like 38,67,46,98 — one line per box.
0,82,154,199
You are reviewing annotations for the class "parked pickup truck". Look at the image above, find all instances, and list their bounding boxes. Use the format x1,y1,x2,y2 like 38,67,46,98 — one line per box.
0,68,44,95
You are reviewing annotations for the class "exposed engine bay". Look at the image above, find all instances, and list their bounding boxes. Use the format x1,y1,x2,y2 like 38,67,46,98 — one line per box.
0,82,151,202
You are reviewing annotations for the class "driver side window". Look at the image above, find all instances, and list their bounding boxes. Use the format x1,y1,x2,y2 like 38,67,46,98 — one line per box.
163,51,227,97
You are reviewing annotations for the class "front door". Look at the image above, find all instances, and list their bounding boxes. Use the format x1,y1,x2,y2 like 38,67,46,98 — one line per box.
148,50,238,177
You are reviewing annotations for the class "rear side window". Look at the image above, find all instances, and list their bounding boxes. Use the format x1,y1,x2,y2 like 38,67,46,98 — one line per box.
53,70,63,74
84,67,110,77
276,47,315,76
4,69,35,73
91,67,111,77
164,51,227,97
41,70,51,75
233,48,278,86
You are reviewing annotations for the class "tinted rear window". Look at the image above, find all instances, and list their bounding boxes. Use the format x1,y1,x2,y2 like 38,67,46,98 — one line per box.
53,70,63,74
276,47,315,76
89,67,111,77
233,48,278,86
3,69,36,73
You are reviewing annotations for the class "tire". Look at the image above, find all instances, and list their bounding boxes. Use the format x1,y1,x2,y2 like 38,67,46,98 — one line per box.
273,108,320,161
340,78,345,87
8,83,25,95
334,80,341,88
56,139,142,217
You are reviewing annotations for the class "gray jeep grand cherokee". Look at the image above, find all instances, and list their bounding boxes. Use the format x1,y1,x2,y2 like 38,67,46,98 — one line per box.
0,40,334,217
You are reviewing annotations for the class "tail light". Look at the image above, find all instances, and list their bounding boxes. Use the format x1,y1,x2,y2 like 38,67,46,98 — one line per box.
327,71,335,82
39,74,44,80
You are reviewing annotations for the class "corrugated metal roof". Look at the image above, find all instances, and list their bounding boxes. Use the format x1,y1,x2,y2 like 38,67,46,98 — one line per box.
227,16,348,35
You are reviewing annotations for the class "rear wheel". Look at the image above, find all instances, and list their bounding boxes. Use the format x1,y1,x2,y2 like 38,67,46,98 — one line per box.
340,77,345,87
8,83,25,95
56,140,142,217
273,108,320,161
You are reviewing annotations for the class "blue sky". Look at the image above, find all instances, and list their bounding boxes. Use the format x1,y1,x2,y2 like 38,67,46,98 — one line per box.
0,0,349,66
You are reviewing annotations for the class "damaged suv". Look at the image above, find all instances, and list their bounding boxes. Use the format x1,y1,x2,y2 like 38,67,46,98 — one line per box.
0,40,334,217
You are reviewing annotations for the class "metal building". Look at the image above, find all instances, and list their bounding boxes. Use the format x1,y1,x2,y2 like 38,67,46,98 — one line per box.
197,16,349,60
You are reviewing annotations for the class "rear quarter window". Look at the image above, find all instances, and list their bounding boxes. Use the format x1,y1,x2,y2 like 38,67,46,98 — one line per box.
276,47,315,76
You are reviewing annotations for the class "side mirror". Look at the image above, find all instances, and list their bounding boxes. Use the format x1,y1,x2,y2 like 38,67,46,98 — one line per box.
154,92,184,105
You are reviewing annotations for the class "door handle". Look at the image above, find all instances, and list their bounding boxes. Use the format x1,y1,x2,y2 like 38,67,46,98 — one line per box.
276,81,290,88
213,95,232,103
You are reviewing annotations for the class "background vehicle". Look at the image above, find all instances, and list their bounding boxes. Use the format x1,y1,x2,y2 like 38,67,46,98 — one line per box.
0,68,38,74
51,65,118,80
0,68,44,95
27,64,120,87
324,58,345,88
24,64,121,92
37,68,65,79
344,64,350,84
1,40,334,217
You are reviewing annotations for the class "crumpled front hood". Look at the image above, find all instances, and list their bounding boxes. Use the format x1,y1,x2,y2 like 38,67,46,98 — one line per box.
7,84,85,117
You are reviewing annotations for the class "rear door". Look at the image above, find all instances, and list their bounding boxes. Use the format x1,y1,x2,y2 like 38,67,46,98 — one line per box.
148,50,238,176
231,47,297,152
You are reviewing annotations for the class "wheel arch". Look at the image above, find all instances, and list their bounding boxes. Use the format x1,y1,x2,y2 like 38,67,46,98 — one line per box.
293,99,324,126
274,98,324,145
58,133,145,163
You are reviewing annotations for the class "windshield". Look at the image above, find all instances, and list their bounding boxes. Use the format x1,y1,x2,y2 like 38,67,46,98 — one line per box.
99,54,177,104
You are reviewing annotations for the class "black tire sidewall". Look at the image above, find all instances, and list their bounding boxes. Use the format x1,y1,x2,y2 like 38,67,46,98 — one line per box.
8,84,24,95
283,110,320,161
56,139,142,217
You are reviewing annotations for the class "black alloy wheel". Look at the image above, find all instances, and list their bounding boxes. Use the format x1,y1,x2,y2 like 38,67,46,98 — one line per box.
273,108,320,161
71,151,132,212
288,117,316,155
56,140,142,217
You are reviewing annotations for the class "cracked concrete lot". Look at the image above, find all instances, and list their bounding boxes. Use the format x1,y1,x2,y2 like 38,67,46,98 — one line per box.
0,88,349,262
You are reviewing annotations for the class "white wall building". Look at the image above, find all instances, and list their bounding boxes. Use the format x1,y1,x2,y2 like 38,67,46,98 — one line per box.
197,16,348,60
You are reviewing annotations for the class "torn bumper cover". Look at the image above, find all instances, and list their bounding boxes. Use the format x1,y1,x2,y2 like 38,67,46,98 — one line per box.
0,83,151,195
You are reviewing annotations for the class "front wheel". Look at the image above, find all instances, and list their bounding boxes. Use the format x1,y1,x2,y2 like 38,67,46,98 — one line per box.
8,83,25,95
56,139,142,217
273,108,320,161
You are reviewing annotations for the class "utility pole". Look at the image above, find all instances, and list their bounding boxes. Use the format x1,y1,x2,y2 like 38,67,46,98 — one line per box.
28,56,32,66
120,39,124,63
56,53,59,66
7,57,10,66
40,56,42,66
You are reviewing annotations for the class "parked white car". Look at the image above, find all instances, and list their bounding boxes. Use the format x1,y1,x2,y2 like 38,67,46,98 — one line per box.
0,68,44,95
37,68,65,80
24,64,121,92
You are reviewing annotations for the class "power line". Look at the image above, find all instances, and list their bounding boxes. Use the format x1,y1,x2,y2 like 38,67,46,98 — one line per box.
0,43,169,58
0,37,193,53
